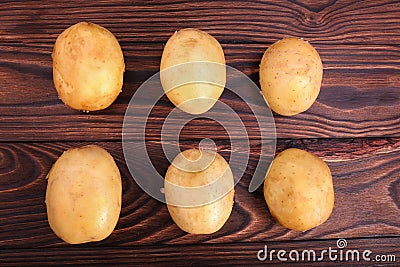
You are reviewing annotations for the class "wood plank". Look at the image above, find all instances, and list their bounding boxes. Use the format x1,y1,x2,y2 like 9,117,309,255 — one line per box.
0,237,399,266
0,138,399,247
1,1,398,265
0,42,399,141
1,0,399,45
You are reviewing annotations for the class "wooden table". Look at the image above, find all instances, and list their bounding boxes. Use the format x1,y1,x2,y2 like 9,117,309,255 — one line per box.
1,0,399,266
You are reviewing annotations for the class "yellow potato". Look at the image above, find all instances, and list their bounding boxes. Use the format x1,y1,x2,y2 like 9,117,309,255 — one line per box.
46,145,122,244
164,149,234,234
160,28,226,114
264,148,334,231
52,22,125,111
259,37,323,116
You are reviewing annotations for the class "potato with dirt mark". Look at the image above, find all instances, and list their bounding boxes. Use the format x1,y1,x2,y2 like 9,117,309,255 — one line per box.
52,22,125,111
264,148,334,231
260,37,323,116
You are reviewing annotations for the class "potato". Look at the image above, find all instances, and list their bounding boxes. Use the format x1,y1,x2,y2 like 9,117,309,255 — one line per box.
263,148,334,231
160,28,226,114
52,22,125,111
46,145,122,244
164,149,234,234
259,37,323,116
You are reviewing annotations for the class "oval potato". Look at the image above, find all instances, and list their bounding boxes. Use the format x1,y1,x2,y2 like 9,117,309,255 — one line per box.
165,149,234,234
46,145,122,244
264,148,334,231
260,37,323,116
52,22,125,111
160,28,226,114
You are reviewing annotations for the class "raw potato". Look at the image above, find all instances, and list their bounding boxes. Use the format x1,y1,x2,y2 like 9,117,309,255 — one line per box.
46,145,122,244
160,28,226,114
164,149,234,234
52,22,125,111
263,148,334,231
259,37,323,116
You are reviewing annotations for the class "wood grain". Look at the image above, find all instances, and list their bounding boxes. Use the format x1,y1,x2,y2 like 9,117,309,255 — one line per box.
1,139,399,248
1,238,399,266
0,0,400,141
1,0,399,265
0,43,399,141
1,0,399,44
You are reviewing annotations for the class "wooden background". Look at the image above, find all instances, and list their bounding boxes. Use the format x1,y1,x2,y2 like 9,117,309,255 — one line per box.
0,0,399,266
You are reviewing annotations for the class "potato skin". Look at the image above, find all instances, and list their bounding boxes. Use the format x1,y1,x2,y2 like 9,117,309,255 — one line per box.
165,149,234,234
160,28,226,114
264,148,334,231
46,145,122,244
259,37,323,116
52,22,124,111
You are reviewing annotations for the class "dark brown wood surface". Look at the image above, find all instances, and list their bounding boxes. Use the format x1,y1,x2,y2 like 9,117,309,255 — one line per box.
1,238,399,266
0,0,399,266
1,1,400,141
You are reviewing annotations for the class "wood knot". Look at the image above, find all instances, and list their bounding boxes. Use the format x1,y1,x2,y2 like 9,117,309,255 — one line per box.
291,0,336,13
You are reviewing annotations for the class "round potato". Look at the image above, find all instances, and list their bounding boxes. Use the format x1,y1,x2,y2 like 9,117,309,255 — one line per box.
164,149,234,234
52,22,125,111
264,148,334,231
260,37,323,116
160,28,226,114
46,145,122,244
